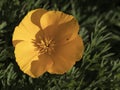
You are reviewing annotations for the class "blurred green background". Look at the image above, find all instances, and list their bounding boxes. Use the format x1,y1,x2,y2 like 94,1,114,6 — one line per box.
0,0,120,90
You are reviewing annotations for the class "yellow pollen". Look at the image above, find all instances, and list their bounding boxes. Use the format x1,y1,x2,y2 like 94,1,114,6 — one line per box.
37,38,55,55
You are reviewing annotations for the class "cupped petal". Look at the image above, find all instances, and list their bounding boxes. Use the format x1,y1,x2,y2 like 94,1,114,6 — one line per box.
30,9,47,28
54,19,79,44
14,41,39,77
31,54,53,77
48,54,75,74
13,9,47,46
20,9,47,34
40,11,79,44
40,11,74,29
12,26,32,46
48,35,84,74
56,35,84,62
48,36,84,74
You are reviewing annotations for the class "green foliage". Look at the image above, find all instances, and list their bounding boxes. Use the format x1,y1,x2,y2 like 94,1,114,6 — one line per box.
0,0,120,90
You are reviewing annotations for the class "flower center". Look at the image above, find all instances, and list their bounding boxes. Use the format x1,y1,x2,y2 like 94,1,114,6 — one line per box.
36,38,55,55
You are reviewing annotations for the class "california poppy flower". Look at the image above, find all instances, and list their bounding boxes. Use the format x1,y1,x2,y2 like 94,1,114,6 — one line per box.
12,8,84,78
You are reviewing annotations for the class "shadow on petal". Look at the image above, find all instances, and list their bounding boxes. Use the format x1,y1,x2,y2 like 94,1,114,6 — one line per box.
30,54,53,77
31,30,45,54
13,40,24,47
30,60,46,77
31,9,47,29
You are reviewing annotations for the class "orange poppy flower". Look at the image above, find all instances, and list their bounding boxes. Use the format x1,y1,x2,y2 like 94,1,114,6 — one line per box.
12,8,84,78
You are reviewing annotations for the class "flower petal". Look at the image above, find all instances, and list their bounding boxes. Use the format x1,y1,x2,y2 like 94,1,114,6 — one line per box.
31,54,53,77
48,36,84,74
30,9,47,28
56,35,84,62
13,9,47,46
48,54,75,74
40,11,74,29
54,19,79,44
12,26,32,46
14,41,39,77
40,11,79,44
